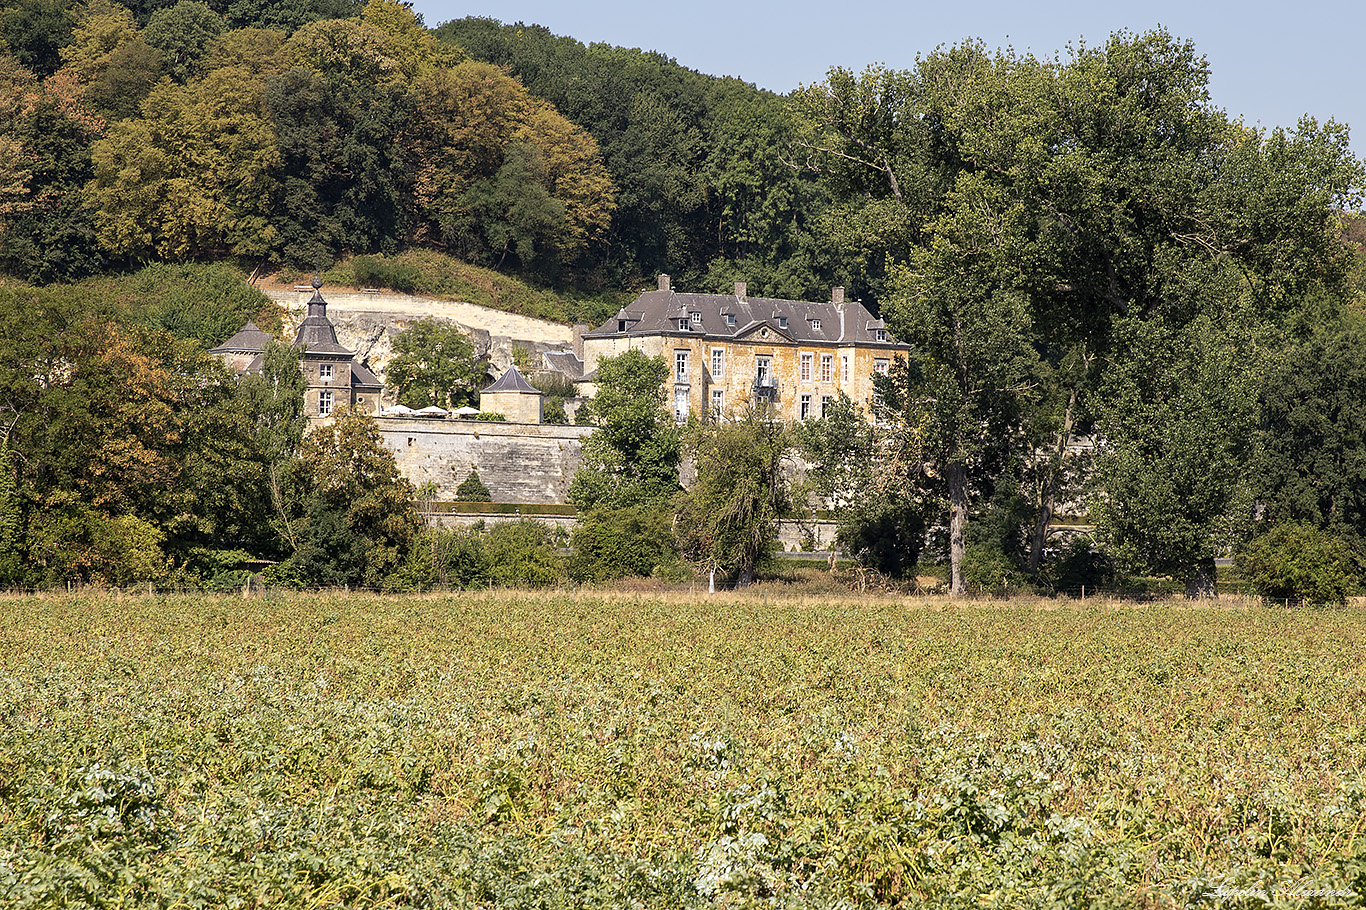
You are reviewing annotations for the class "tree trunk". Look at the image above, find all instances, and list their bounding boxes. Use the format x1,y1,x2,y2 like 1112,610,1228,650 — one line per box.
1185,558,1218,599
948,462,968,596
1028,390,1077,574
736,559,754,587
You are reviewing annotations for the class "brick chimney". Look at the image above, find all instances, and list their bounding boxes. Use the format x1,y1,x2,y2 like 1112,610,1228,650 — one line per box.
734,281,747,300
572,323,589,362
832,286,845,304
658,273,670,292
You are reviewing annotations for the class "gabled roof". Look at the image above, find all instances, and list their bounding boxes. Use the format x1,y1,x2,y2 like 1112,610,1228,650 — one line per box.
583,287,906,348
210,320,274,354
351,362,382,390
482,364,540,394
543,350,585,381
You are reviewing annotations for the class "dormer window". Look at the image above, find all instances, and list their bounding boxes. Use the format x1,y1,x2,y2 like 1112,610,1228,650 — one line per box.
691,312,702,324
810,318,822,330
778,316,788,329
726,313,736,326
618,320,627,332
876,329,887,342
678,319,689,331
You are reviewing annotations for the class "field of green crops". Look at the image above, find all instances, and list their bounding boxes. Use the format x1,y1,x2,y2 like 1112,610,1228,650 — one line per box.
3,591,1365,908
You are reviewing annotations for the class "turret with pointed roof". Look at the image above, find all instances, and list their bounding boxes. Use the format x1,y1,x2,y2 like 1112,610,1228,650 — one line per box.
210,276,384,420
479,365,543,424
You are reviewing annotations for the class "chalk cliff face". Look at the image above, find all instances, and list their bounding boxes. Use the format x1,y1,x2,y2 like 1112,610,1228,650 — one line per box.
264,289,576,401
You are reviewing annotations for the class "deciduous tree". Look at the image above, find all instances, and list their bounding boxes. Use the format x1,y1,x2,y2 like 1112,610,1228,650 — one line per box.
674,410,791,586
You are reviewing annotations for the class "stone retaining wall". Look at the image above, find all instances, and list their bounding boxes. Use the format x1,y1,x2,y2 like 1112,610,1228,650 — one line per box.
377,417,592,504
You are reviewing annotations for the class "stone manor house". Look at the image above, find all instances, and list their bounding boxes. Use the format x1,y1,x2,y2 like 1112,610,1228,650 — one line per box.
210,276,906,510
573,276,910,423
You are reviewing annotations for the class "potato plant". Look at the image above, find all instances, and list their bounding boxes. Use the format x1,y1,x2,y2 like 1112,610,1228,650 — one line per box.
2,591,1365,907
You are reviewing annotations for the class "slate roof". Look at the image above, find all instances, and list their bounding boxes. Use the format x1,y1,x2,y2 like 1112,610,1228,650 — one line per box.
543,350,585,381
209,321,274,354
585,288,902,348
351,361,382,390
482,365,540,394
293,289,352,356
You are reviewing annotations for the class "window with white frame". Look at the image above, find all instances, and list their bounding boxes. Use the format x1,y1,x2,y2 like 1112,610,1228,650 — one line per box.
756,355,771,385
800,352,812,381
822,395,832,418
319,363,334,381
319,389,334,416
810,318,821,330
675,350,689,382
675,387,689,421
800,394,811,420
691,311,702,324
711,388,724,417
779,316,788,329
874,358,889,375
876,329,887,342
678,319,689,331
711,347,724,380
725,313,736,326
820,353,832,383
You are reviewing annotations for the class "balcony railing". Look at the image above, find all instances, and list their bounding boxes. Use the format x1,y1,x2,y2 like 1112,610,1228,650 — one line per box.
752,374,779,402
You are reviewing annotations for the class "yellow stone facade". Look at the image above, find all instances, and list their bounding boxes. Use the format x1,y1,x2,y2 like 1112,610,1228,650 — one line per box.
581,280,908,423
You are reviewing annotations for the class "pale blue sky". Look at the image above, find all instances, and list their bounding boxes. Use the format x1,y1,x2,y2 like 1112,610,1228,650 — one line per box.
412,0,1366,167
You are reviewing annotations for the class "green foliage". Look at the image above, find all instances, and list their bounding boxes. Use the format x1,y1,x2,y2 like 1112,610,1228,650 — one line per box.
0,0,74,75
675,411,791,586
800,392,929,578
569,349,680,510
6,593,1366,906
569,503,678,582
87,65,280,260
121,261,281,347
222,0,361,33
483,518,564,587
330,249,625,324
1092,316,1258,597
0,64,105,283
1041,537,1121,596
0,435,22,585
142,0,223,82
835,497,927,578
392,526,490,590
454,467,492,502
1236,522,1360,605
278,406,421,588
385,317,484,410
0,283,271,585
1252,304,1366,541
529,371,574,426
473,411,504,422
433,17,827,292
352,253,419,293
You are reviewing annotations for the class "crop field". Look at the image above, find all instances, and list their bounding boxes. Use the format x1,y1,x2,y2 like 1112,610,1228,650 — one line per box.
2,591,1365,908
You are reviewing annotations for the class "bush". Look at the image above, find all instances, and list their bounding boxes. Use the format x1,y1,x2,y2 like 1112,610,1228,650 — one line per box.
390,528,490,591
485,519,565,587
569,504,679,582
1236,522,1359,605
1042,537,1120,595
352,255,418,294
835,497,927,578
961,541,1031,596
455,468,493,502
